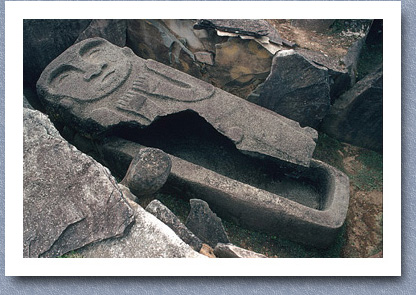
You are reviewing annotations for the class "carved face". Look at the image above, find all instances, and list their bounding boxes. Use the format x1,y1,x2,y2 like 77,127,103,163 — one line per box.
43,38,133,101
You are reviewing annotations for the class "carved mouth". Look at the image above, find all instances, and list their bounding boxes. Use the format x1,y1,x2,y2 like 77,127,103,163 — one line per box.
102,70,116,83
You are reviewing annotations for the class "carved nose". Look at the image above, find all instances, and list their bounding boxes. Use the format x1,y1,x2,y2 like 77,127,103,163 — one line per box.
83,63,107,81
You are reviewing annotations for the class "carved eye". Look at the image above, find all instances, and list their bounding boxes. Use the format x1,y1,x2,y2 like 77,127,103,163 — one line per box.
88,48,101,60
49,65,82,87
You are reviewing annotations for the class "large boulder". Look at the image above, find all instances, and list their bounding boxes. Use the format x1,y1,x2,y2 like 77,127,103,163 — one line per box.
23,108,135,258
252,50,331,128
320,66,383,152
79,186,204,258
185,199,230,248
120,148,172,197
145,199,203,252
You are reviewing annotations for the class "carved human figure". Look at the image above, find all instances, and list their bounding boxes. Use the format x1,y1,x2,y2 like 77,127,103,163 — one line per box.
37,37,317,167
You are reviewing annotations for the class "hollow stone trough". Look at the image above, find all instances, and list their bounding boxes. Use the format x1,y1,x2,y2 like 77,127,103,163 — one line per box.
36,37,350,249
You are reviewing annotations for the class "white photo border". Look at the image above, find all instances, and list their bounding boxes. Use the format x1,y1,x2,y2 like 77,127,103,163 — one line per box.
5,1,401,276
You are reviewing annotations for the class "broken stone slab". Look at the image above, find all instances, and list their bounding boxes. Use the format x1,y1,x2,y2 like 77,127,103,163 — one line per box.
252,49,331,128
23,108,135,258
99,138,349,248
320,66,383,152
120,147,172,197
37,37,317,168
185,199,230,248
214,243,267,258
194,19,276,39
145,199,203,252
79,187,204,258
76,19,127,47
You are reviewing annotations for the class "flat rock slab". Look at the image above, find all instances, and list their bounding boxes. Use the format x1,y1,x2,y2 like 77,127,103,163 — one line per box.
145,199,203,252
80,187,204,258
185,199,230,248
320,66,383,152
37,37,317,168
23,108,135,257
255,50,331,128
214,243,267,258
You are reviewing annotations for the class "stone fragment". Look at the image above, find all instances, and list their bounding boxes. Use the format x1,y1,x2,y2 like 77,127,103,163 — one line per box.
23,108,135,258
80,190,204,258
320,66,383,152
291,19,335,33
194,19,276,39
76,19,127,47
254,49,331,128
214,243,267,258
37,37,317,168
194,51,214,65
199,243,216,258
121,148,172,197
185,199,229,248
145,200,203,251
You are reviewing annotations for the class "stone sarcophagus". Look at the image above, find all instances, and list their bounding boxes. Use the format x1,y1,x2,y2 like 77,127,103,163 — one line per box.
37,37,349,248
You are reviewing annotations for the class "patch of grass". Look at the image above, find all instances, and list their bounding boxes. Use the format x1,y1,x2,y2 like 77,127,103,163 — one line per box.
222,218,346,258
59,250,83,258
313,133,345,172
155,192,191,224
352,150,383,191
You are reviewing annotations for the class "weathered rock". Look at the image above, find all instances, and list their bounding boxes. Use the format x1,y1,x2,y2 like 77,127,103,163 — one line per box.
37,37,317,168
126,19,202,79
145,199,203,251
211,37,273,96
253,49,331,128
94,138,350,248
194,51,214,65
199,243,216,258
214,243,267,258
291,19,335,33
295,48,351,102
194,19,278,40
185,199,229,248
320,66,383,152
24,19,91,88
76,19,127,47
121,148,171,197
23,108,135,258
79,188,204,258
126,19,280,98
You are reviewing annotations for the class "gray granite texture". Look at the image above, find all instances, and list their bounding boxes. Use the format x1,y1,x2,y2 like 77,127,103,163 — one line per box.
23,108,135,257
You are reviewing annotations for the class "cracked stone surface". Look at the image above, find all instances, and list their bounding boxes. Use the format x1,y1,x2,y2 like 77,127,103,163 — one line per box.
37,37,317,168
23,108,135,258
